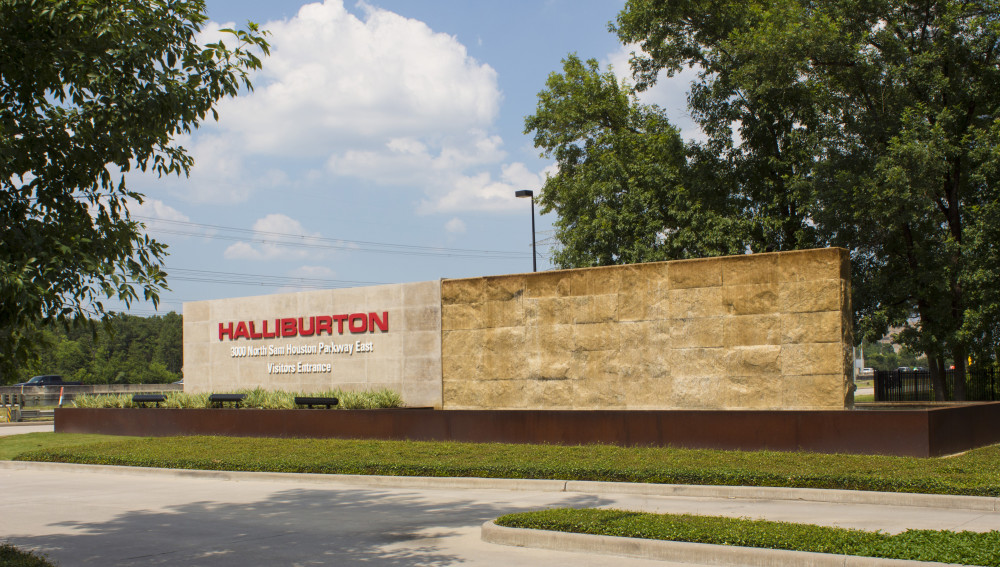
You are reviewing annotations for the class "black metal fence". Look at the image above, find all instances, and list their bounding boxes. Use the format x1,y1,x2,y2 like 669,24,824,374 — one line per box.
873,368,1000,402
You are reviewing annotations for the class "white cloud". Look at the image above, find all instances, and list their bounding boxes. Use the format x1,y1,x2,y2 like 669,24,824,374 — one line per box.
181,134,254,203
426,161,545,213
115,198,194,242
222,241,262,260
605,44,705,143
166,0,554,212
131,199,190,223
290,265,336,278
444,218,466,233
327,129,506,186
224,214,322,260
214,0,501,157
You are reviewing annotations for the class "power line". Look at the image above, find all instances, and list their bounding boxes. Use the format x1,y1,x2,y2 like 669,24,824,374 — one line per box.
135,216,533,259
164,267,387,288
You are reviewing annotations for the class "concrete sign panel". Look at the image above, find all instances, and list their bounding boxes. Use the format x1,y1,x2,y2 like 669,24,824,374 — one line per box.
183,280,442,407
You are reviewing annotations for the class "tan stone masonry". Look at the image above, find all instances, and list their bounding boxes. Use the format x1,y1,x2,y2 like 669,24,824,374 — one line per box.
440,248,853,410
183,248,852,411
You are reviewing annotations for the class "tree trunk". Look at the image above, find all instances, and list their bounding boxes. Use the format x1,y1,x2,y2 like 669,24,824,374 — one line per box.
928,353,947,401
953,345,968,401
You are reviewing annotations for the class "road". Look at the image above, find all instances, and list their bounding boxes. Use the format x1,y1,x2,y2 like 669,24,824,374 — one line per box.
0,422,54,436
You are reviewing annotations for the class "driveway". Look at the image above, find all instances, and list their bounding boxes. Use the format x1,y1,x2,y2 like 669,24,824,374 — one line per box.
2,463,998,566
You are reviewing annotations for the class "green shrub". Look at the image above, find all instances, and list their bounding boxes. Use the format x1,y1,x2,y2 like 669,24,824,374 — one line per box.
495,509,1000,566
15,436,1000,497
0,544,57,567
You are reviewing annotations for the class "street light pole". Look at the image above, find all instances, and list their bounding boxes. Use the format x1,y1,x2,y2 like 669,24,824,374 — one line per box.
514,189,536,272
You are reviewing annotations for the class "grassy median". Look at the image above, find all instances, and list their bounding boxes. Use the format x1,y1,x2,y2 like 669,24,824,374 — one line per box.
495,509,1000,566
5,434,1000,496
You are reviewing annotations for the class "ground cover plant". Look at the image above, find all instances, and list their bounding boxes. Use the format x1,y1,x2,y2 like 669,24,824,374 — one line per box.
71,387,403,409
495,509,1000,566
8,436,1000,497
0,544,56,567
0,433,130,461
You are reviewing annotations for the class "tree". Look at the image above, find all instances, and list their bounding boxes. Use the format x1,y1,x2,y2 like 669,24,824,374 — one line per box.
8,312,184,385
528,0,1000,397
0,0,269,380
862,340,925,371
525,55,746,267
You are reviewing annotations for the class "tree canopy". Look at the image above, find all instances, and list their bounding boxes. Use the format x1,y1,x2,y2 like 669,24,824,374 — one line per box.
8,312,183,385
525,55,746,267
526,0,1000,392
0,0,268,380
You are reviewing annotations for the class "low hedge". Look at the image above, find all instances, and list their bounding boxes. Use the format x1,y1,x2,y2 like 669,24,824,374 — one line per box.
495,509,1000,566
71,387,403,410
14,437,1000,497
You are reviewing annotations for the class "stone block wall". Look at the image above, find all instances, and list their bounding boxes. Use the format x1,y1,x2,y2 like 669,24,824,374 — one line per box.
440,248,853,410
183,280,443,407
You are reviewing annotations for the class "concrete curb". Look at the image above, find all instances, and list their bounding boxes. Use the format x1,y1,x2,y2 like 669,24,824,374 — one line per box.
565,481,1000,512
0,460,567,491
481,521,960,567
1,460,997,511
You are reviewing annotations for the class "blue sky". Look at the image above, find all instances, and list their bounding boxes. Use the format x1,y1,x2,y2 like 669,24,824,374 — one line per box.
121,0,695,316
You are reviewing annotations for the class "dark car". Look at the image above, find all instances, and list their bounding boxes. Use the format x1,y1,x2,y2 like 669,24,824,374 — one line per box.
12,375,82,387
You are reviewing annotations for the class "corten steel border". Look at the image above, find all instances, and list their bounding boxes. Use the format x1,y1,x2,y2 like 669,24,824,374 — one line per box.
55,403,1000,457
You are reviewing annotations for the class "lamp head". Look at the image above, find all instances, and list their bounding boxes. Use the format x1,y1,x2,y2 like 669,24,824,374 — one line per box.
514,190,533,198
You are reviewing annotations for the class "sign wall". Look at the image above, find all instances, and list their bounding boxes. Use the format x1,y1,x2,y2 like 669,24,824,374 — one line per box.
182,280,442,407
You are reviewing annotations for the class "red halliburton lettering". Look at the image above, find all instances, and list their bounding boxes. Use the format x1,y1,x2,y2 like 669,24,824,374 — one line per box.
218,312,389,341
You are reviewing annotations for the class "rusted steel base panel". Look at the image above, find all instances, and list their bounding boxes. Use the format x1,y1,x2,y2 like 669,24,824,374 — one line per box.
55,403,1000,457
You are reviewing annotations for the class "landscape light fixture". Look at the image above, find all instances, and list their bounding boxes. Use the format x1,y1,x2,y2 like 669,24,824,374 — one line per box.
514,189,536,273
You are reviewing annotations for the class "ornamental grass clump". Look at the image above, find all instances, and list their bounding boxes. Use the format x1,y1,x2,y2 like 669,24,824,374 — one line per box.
242,387,295,409
333,388,404,409
73,388,403,409
164,391,209,409
71,394,109,408
73,393,135,408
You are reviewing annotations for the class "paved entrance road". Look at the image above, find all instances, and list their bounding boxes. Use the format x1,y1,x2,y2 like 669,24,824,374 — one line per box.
0,422,54,436
3,463,999,566
2,465,670,566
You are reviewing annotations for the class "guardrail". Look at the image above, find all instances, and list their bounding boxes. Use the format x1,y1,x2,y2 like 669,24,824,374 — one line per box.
18,408,54,420
2,404,56,422
0,384,182,408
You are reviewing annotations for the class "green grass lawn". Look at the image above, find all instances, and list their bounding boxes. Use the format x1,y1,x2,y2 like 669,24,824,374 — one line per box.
0,432,133,461
5,434,1000,496
496,509,1000,566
